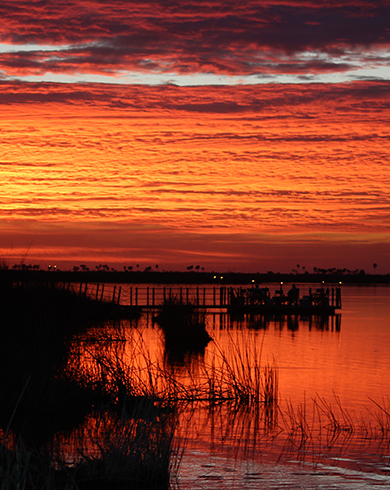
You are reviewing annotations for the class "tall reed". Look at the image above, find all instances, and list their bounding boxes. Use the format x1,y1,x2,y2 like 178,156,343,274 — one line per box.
366,396,390,436
67,325,278,411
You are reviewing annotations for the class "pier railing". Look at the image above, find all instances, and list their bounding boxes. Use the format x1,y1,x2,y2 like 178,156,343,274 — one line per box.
62,283,342,310
65,283,231,308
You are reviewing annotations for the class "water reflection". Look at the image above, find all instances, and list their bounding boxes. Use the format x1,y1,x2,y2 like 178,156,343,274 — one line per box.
5,285,390,489
64,291,390,488
54,312,389,482
211,312,341,332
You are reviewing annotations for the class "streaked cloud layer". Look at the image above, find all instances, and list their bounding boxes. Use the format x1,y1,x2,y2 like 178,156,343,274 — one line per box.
1,80,389,271
0,1,389,83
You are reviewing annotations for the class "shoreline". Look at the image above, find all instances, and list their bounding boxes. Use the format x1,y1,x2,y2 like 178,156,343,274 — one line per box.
3,269,390,285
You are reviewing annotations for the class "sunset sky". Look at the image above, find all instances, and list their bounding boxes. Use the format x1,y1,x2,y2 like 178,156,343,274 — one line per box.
1,0,390,273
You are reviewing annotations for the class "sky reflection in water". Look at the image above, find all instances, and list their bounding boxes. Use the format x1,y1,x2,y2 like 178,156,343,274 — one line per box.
65,284,390,488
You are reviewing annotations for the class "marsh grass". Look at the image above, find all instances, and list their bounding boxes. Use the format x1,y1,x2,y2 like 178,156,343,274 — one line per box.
274,391,390,468
0,403,180,490
314,393,355,434
0,437,55,490
207,336,278,408
280,398,311,444
173,400,281,465
68,322,390,477
69,325,279,410
366,396,390,436
0,390,179,489
0,283,177,490
59,406,180,490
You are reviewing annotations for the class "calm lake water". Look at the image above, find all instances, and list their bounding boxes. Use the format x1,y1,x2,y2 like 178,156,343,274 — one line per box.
72,283,390,489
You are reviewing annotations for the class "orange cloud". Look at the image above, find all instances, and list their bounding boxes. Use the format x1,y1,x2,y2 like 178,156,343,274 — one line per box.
0,80,390,271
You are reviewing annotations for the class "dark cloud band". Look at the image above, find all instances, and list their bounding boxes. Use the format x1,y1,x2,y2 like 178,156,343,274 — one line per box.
0,1,388,78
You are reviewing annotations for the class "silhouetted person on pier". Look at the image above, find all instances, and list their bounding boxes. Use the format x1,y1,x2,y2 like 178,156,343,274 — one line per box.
251,285,269,304
288,284,299,305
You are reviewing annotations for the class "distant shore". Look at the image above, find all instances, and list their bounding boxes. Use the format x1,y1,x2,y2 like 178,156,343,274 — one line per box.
4,269,390,285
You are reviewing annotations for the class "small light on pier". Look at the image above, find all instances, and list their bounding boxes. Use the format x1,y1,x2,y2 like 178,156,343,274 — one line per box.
220,276,223,279
339,281,342,285
213,275,217,279
252,279,255,283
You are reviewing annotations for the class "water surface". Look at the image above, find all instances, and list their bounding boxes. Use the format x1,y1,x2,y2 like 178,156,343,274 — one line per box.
71,283,390,488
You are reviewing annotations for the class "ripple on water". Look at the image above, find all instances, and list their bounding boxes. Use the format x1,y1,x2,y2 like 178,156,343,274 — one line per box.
178,449,390,489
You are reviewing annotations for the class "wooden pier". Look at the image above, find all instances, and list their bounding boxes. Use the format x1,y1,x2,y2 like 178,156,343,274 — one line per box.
68,283,342,315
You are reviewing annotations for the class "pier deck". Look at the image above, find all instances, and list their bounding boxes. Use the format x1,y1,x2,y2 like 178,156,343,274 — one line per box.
68,283,342,315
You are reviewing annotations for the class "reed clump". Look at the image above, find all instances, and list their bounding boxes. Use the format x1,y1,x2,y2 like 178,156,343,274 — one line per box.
275,393,390,466
0,438,57,490
67,406,179,489
153,297,212,354
1,405,179,490
71,326,278,412
207,339,278,408
313,393,355,434
366,396,390,436
279,393,356,447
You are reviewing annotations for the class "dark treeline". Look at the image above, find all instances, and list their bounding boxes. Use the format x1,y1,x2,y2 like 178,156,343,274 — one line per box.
5,268,390,285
